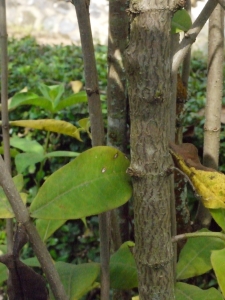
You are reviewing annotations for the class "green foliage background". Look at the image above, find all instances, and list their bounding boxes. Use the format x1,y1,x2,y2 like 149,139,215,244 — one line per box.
0,36,225,298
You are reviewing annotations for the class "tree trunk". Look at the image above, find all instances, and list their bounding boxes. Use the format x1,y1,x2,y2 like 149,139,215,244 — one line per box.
125,0,175,299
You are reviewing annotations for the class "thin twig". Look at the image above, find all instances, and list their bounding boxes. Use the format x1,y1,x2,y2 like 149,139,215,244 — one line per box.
0,0,14,253
172,231,225,243
72,1,110,299
0,156,68,300
172,0,218,73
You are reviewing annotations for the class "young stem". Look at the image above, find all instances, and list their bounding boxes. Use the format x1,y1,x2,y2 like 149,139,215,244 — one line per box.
172,231,225,243
72,1,109,299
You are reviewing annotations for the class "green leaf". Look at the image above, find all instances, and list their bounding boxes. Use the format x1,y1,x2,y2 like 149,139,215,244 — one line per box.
0,263,7,284
10,137,44,154
9,92,52,111
38,84,65,109
45,151,79,158
30,146,132,220
38,83,64,103
15,152,45,173
78,118,90,131
22,257,41,268
9,119,82,141
49,262,100,300
48,84,65,108
0,175,26,218
110,241,138,289
171,9,192,34
210,209,225,232
0,245,7,284
0,146,19,157
36,219,66,242
78,118,91,138
55,91,87,112
175,282,223,300
12,174,24,192
211,248,225,297
176,229,225,280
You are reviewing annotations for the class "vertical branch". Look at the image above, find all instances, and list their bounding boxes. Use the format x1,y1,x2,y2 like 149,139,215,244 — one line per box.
107,0,130,253
170,33,179,283
72,1,109,299
170,34,180,141
0,0,13,253
107,4,130,299
125,0,175,298
181,0,192,89
195,4,224,228
173,0,192,255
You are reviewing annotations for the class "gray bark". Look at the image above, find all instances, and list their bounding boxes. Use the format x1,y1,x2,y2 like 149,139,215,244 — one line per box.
125,0,175,298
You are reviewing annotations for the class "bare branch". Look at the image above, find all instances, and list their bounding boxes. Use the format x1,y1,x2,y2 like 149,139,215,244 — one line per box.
72,1,110,299
172,0,218,73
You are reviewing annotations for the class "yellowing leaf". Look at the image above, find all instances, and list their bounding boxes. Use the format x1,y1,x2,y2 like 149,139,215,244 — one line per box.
70,80,83,93
170,149,225,209
9,119,82,141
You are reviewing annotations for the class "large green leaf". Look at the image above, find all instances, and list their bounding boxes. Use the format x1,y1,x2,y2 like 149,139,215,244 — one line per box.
36,219,66,242
9,92,52,111
171,9,192,34
110,241,138,289
210,209,225,232
176,229,225,280
211,248,225,297
10,137,44,154
175,282,223,300
55,92,87,112
49,262,100,300
9,119,82,141
30,146,132,220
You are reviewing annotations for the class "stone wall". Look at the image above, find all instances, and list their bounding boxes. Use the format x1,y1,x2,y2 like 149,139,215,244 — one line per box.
5,0,212,52
6,0,109,45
